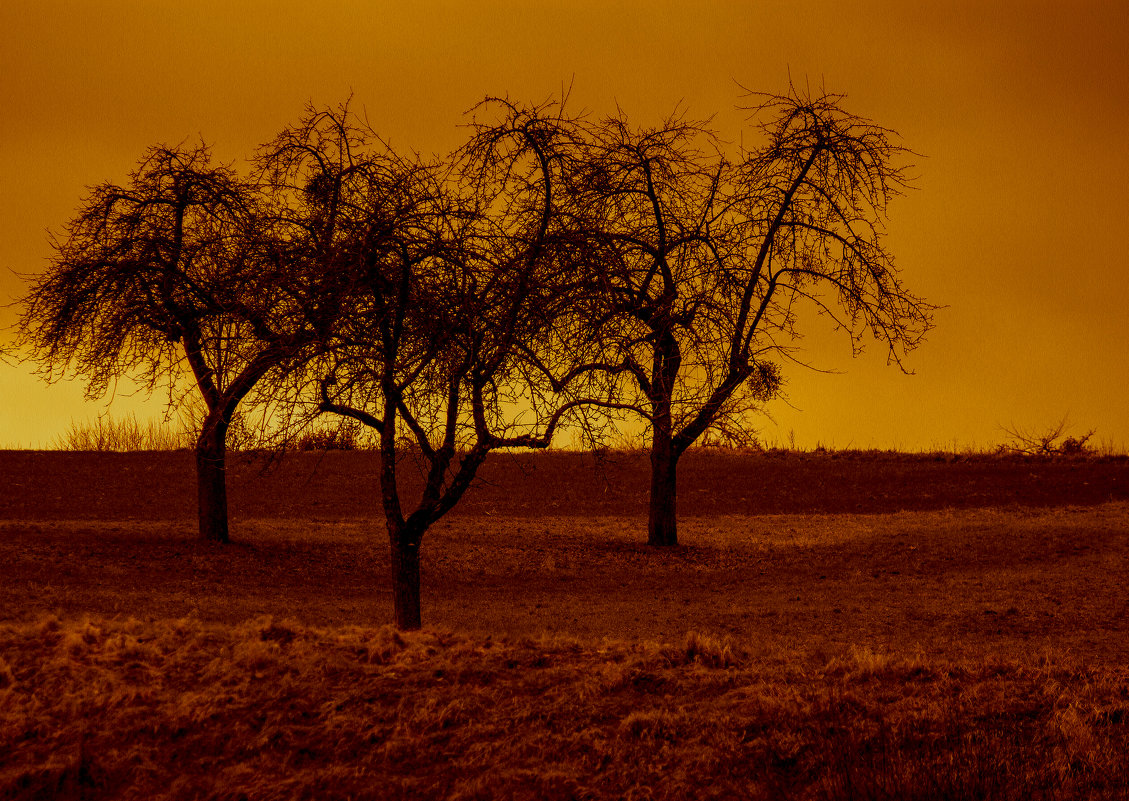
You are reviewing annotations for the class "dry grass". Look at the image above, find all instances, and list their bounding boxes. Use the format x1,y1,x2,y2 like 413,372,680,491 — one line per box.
50,414,193,452
2,616,1127,800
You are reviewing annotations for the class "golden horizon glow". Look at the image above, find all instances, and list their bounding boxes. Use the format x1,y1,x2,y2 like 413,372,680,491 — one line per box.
2,1,1127,449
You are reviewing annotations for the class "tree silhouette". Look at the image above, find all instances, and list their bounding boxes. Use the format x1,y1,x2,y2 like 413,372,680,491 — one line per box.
274,100,599,629
564,88,935,545
16,143,319,543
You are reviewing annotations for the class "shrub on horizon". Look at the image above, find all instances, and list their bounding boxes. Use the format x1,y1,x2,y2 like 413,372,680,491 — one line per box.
51,413,192,452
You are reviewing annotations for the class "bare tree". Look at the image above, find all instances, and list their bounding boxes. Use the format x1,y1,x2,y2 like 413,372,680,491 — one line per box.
15,143,318,543
275,99,598,629
565,88,935,545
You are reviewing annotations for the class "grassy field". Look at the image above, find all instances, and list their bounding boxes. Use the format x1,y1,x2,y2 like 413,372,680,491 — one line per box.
2,450,1128,798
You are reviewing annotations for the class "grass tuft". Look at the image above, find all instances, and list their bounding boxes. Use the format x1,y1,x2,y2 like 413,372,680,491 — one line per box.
680,630,744,668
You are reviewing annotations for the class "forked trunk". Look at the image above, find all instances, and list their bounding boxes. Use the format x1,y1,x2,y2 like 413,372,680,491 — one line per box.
648,432,679,547
391,539,422,630
196,417,230,544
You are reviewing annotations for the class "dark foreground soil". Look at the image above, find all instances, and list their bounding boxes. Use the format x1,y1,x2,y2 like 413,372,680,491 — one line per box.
1,449,1126,663
1,448,1126,521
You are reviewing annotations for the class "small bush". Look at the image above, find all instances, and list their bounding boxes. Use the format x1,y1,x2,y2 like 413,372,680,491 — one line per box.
998,418,1096,458
294,420,373,451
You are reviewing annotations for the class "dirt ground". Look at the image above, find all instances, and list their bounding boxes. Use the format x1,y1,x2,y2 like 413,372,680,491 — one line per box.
1,448,1126,520
1,450,1126,668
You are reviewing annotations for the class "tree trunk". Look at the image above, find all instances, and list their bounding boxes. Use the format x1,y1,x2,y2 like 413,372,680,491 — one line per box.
195,417,230,544
648,428,679,546
390,539,422,630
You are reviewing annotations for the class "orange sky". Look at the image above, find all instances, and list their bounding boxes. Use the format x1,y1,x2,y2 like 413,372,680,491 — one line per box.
2,0,1127,449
